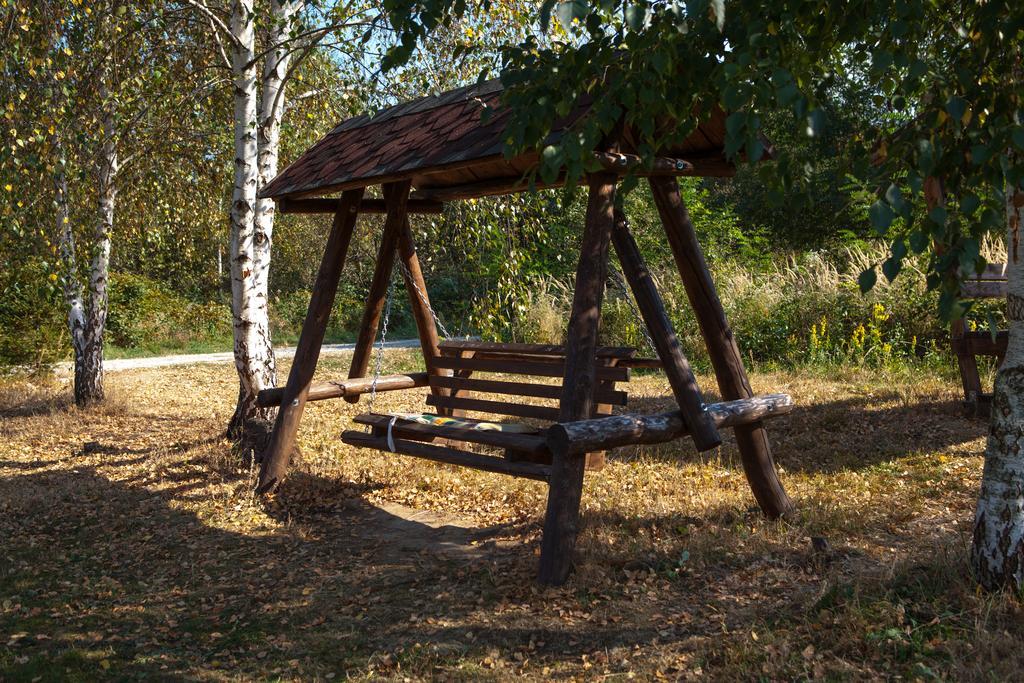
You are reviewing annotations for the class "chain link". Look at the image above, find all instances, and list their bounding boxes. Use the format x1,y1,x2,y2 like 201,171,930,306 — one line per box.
364,273,395,428
395,259,452,340
608,259,657,356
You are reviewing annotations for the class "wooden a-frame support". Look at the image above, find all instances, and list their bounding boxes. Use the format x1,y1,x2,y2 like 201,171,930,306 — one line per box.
258,188,365,493
258,181,446,493
648,176,793,519
537,175,793,584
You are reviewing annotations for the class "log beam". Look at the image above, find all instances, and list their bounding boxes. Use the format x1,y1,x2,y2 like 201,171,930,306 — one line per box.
396,201,447,403
649,176,793,519
341,431,551,481
257,372,428,407
344,181,407,402
538,172,617,586
611,209,721,451
548,394,794,457
413,154,701,203
277,196,443,214
258,188,364,494
593,152,693,175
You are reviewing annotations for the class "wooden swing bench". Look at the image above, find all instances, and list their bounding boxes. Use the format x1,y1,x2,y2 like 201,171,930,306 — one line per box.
339,340,794,482
254,78,798,584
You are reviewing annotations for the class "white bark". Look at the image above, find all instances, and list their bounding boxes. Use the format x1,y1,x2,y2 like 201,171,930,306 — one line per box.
229,0,277,434
54,139,88,398
254,0,302,282
971,186,1024,590
79,93,118,405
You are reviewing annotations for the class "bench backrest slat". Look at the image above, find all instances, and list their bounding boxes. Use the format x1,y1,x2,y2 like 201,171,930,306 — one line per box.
432,355,630,382
439,340,637,359
962,279,1007,299
961,262,1008,299
429,374,628,406
430,341,630,424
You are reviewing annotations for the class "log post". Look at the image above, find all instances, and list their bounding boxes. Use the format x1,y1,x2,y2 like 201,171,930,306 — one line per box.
395,206,446,401
538,172,617,585
648,176,793,518
610,209,721,452
345,181,407,402
257,188,364,493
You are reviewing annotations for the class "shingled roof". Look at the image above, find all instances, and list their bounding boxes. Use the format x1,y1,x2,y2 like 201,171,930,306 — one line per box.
259,79,737,202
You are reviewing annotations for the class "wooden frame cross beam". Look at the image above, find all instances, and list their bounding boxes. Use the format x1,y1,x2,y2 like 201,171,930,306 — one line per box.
278,196,444,215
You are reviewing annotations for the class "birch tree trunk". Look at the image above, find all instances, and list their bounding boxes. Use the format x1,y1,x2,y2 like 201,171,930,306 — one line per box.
79,97,118,405
54,139,87,400
971,186,1024,590
228,0,277,436
254,0,301,293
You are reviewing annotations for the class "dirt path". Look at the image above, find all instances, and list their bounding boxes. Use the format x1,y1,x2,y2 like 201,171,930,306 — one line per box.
55,339,421,374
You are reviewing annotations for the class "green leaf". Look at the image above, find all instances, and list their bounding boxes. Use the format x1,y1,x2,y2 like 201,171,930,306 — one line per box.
917,139,935,175
746,137,764,163
1013,128,1024,151
885,184,906,214
891,238,907,260
971,143,992,165
625,4,646,30
987,311,1000,343
725,111,745,138
882,256,902,282
540,145,563,184
928,205,947,225
960,237,980,265
945,96,967,122
555,0,587,31
806,109,826,137
722,83,746,111
961,194,980,215
909,231,929,253
859,267,877,294
776,81,798,105
869,200,895,234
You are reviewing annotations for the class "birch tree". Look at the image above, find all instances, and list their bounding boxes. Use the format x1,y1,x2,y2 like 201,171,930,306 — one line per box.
53,138,88,397
48,1,164,405
228,0,304,435
227,0,278,434
219,0,377,436
254,0,304,306
77,79,119,403
972,186,1024,588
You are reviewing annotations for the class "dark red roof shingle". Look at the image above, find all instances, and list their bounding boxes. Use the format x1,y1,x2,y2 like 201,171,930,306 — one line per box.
259,79,735,200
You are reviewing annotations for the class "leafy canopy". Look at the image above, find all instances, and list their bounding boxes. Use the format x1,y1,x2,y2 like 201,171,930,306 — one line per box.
382,0,1024,317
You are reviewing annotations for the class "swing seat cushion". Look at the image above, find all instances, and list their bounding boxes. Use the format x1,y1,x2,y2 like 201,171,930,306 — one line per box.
395,413,540,434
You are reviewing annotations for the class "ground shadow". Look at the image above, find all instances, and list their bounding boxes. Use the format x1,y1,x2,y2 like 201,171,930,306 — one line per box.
7,451,911,680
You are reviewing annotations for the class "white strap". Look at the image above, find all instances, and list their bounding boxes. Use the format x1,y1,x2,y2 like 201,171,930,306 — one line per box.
386,416,398,453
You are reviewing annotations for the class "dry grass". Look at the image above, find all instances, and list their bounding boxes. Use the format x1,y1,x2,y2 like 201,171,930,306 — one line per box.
1,350,1022,680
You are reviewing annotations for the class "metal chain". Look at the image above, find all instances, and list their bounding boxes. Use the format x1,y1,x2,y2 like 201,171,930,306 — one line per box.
364,273,396,428
608,260,657,356
395,259,452,340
